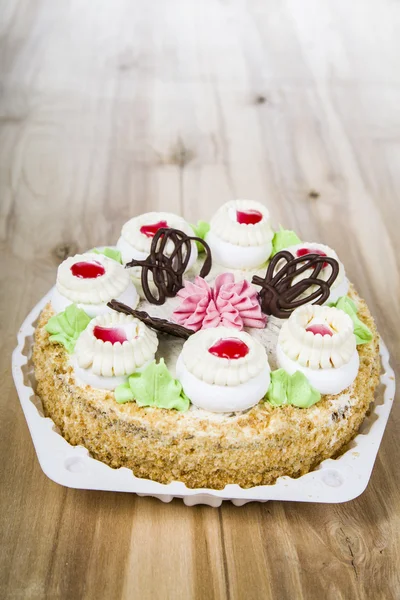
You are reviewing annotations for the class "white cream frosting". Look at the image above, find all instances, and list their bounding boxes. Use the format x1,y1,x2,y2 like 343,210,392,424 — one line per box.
71,356,152,391
276,304,359,395
116,211,198,271
176,354,271,413
209,200,274,247
276,345,359,396
74,312,158,378
205,230,272,270
116,237,148,263
206,200,273,268
55,252,135,308
71,357,129,390
51,279,138,318
282,242,349,302
328,276,350,304
278,305,356,370
178,326,270,386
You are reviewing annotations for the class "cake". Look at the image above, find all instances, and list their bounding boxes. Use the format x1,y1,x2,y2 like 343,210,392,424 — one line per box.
32,201,380,490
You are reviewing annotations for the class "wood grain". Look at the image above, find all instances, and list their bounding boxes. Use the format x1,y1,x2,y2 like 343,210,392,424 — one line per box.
1,0,399,598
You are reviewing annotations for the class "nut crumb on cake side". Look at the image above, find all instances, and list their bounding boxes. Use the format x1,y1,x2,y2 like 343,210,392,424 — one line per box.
32,288,380,490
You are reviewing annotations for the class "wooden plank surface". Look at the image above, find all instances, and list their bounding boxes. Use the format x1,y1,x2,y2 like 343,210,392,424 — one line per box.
1,0,399,598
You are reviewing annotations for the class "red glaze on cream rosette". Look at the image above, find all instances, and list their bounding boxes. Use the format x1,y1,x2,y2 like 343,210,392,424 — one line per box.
276,305,359,395
282,242,349,304
72,312,158,390
116,211,198,273
172,273,267,331
51,253,138,317
205,200,274,269
176,327,271,412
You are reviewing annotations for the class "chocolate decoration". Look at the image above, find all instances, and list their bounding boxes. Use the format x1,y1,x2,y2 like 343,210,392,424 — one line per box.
125,227,212,305
252,250,339,318
107,300,194,339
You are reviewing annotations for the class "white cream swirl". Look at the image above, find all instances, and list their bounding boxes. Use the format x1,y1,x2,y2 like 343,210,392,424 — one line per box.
176,355,271,413
56,253,132,305
179,326,269,386
208,200,273,247
276,346,359,396
278,305,356,370
116,211,198,270
74,312,158,377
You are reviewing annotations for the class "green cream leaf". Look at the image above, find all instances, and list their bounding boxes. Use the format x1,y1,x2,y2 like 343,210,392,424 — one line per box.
91,247,122,264
114,382,134,404
288,371,321,408
328,296,373,345
115,359,190,411
191,221,210,253
46,333,75,354
266,369,289,406
271,226,301,257
45,304,92,353
266,369,320,408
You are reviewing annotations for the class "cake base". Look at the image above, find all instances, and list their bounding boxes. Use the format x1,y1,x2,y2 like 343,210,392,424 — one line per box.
32,292,380,490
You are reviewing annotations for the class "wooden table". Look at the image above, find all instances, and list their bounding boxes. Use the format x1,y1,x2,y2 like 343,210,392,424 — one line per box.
1,1,399,598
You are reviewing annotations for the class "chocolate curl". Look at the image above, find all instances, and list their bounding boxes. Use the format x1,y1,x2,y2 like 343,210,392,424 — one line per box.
125,227,212,305
252,250,339,319
107,300,194,339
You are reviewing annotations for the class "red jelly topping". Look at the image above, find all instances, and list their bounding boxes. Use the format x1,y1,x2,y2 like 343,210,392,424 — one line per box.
93,326,128,344
306,324,333,337
70,261,105,279
296,247,328,268
140,220,168,237
208,338,249,359
236,209,263,225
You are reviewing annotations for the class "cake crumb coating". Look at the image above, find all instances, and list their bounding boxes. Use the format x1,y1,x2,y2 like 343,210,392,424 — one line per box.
33,290,380,490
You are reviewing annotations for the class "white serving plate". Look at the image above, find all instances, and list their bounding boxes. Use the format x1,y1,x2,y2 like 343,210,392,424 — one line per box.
12,288,396,506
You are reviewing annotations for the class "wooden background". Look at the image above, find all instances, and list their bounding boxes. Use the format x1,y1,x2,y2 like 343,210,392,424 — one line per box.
1,0,399,598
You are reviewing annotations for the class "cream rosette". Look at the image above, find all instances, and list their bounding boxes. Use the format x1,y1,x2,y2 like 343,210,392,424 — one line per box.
116,211,198,273
282,242,349,303
52,253,138,317
176,327,271,413
205,200,274,269
72,312,158,390
277,305,359,395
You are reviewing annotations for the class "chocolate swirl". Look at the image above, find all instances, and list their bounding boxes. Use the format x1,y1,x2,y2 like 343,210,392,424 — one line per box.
125,227,212,305
108,300,194,339
252,250,339,318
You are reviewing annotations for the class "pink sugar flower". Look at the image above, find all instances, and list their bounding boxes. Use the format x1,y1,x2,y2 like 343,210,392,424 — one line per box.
172,273,267,332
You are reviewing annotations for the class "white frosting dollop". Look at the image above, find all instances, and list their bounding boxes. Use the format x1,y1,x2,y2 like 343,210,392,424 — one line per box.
328,276,350,304
51,280,138,318
71,356,153,391
176,326,271,412
276,345,359,396
277,305,359,395
282,242,349,303
52,252,138,317
278,305,356,369
176,354,271,413
205,230,273,270
71,357,129,390
74,312,158,379
179,326,268,385
116,211,198,271
206,200,274,269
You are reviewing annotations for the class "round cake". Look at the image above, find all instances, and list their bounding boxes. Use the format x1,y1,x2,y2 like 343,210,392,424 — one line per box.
32,202,380,489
